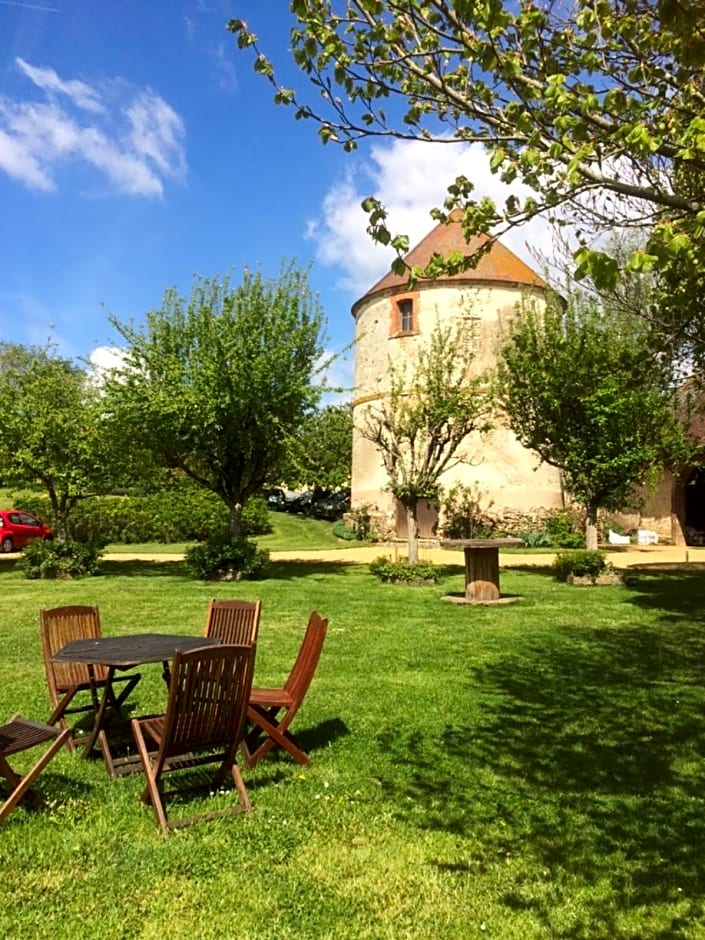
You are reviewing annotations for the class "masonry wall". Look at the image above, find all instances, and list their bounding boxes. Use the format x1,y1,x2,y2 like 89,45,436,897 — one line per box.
351,280,565,534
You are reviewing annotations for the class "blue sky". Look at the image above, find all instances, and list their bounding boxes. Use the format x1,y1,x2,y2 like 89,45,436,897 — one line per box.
0,0,551,397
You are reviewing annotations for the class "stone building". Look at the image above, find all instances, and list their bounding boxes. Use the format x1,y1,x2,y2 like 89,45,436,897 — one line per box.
350,214,704,544
351,214,564,540
627,401,705,545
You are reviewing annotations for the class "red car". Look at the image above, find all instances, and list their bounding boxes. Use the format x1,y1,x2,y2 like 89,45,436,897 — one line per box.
0,509,53,553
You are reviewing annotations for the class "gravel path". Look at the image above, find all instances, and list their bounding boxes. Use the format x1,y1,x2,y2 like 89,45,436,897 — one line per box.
99,543,705,569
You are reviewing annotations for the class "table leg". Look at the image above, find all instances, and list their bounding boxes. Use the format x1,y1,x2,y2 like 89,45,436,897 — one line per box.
465,547,501,601
78,665,118,772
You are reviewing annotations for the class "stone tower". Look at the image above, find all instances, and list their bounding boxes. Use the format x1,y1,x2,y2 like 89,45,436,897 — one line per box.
350,213,565,538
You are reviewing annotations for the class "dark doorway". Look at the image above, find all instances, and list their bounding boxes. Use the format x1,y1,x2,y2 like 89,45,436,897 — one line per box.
395,498,439,539
684,467,705,544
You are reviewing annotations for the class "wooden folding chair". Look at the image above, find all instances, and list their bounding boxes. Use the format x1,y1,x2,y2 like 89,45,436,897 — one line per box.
242,611,328,768
0,716,70,822
204,598,261,646
131,643,255,836
40,605,141,752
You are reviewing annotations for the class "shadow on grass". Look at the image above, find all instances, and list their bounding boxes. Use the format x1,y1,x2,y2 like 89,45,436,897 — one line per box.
504,565,705,623
243,717,351,768
97,558,366,581
374,617,705,930
502,563,556,579
294,717,351,755
99,559,189,578
435,563,465,579
267,559,365,580
37,771,94,807
626,568,705,624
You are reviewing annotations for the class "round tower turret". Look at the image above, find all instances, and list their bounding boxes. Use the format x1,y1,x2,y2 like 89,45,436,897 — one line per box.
351,215,564,539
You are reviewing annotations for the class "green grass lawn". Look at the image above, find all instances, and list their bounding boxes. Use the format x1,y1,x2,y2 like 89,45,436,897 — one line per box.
104,510,362,554
2,553,705,938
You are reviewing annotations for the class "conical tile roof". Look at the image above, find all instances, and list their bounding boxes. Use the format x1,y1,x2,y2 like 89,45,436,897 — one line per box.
354,212,546,312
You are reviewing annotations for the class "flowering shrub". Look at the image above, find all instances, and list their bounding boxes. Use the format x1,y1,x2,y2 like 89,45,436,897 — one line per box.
440,484,496,539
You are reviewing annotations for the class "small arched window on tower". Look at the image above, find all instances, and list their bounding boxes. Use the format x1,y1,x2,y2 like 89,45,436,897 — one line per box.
399,299,413,332
392,296,417,336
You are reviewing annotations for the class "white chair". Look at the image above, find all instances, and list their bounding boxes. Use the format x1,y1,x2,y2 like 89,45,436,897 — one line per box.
607,529,630,545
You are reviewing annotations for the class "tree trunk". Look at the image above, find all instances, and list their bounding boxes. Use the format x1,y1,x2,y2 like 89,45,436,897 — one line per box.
229,504,243,539
49,492,68,542
406,501,419,564
585,501,599,551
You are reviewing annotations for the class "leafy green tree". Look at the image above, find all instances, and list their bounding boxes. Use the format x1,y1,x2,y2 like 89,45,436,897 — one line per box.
0,343,120,540
359,321,491,563
105,264,326,537
496,296,688,550
280,403,353,493
229,1,705,365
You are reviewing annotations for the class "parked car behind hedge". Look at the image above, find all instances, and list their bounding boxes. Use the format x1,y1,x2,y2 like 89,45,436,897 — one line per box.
0,509,53,553
311,489,351,520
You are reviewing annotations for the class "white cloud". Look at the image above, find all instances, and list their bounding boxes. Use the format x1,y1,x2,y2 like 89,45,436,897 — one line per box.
182,3,239,95
0,59,186,198
16,57,105,113
89,345,126,371
212,41,238,94
0,125,53,189
306,139,555,297
125,92,187,179
87,346,128,386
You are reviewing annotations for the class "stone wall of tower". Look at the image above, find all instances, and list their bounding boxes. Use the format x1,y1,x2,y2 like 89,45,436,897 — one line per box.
351,279,565,533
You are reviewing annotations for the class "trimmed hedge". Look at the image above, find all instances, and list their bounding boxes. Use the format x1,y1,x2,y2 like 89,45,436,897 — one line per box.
369,556,440,584
184,536,270,581
11,486,272,545
551,550,610,583
332,521,357,541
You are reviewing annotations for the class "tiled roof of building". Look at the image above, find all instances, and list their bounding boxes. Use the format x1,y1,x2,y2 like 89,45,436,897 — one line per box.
354,212,547,311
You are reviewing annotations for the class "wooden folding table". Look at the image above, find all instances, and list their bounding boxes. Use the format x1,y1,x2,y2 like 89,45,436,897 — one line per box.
52,633,220,777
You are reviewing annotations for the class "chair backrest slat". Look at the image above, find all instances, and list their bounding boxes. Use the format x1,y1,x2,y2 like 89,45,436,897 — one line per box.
204,599,261,647
40,605,108,692
160,644,254,759
284,611,328,706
